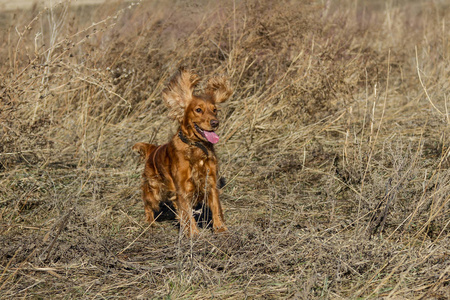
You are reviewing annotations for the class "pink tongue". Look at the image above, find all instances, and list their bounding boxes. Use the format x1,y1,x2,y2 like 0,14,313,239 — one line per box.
203,131,219,144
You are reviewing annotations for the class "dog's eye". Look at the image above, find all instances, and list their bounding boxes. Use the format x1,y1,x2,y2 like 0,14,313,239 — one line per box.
195,108,202,113
213,108,217,113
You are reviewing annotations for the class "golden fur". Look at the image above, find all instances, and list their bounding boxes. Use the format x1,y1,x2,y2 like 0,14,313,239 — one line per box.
133,68,232,237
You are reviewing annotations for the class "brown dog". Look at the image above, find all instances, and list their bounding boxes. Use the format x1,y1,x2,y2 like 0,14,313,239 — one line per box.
133,68,232,237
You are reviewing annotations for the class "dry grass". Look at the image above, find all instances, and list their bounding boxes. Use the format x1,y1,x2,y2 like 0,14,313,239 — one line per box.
0,0,449,299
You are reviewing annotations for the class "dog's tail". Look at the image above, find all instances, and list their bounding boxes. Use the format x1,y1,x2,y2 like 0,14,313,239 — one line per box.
132,142,157,161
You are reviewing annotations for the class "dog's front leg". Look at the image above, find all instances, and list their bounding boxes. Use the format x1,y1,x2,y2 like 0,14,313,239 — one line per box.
208,186,228,233
176,179,200,237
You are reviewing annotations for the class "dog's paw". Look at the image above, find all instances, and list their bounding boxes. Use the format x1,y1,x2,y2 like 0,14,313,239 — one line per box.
214,225,228,234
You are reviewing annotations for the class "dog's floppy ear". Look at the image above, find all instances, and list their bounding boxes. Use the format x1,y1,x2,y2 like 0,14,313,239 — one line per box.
205,76,232,104
162,68,201,121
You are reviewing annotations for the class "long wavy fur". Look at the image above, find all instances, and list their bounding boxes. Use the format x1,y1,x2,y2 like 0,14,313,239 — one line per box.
162,68,201,121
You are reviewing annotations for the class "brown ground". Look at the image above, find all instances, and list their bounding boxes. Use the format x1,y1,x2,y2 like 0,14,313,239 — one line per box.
0,0,449,299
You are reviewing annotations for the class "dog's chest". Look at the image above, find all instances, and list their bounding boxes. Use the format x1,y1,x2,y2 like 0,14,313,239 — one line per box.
190,156,216,188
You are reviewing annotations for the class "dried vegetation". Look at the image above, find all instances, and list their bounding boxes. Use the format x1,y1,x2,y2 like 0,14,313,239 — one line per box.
0,0,449,299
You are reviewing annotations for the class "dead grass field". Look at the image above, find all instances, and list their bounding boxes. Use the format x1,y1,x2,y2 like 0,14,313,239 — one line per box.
0,0,449,299
0,0,115,11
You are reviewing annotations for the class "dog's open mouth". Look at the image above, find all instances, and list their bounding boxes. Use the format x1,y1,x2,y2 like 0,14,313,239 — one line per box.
195,124,219,144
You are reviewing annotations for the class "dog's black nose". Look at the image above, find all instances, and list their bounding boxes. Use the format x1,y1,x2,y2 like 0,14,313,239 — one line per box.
210,119,219,128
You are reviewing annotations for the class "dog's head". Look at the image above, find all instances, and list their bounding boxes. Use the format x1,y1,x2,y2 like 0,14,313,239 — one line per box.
162,68,232,144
